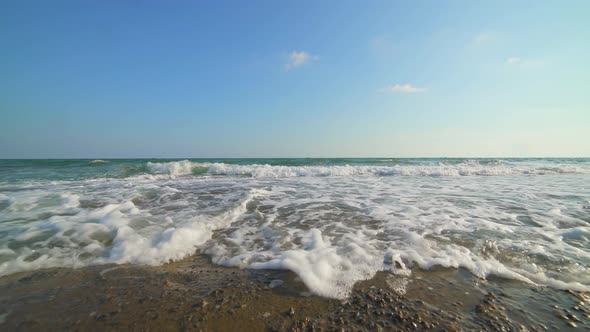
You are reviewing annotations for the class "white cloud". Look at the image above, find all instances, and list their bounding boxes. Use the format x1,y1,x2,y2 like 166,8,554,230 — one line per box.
506,57,544,67
507,57,521,64
285,51,316,70
381,84,428,93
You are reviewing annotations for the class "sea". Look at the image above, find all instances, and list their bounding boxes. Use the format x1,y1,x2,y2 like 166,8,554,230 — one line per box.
0,158,589,299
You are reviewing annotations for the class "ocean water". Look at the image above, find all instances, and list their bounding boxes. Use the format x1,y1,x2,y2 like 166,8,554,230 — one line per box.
0,158,589,299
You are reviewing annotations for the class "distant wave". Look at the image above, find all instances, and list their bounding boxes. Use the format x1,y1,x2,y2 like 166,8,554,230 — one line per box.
141,160,590,178
146,160,208,178
89,159,109,164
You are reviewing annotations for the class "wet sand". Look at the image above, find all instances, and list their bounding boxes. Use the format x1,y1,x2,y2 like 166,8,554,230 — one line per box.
0,254,588,331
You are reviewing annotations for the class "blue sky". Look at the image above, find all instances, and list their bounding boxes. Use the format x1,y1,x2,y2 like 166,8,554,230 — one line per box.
1,1,589,158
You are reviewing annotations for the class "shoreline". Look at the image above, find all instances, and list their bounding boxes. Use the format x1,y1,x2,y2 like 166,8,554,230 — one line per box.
1,254,587,331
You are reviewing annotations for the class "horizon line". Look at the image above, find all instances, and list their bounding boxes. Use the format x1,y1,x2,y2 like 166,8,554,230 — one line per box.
1,156,589,160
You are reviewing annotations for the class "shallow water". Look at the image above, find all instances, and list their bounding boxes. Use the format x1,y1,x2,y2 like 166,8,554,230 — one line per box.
1,158,589,299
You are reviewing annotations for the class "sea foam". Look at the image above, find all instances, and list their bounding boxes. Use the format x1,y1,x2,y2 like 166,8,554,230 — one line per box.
1,159,589,299
141,160,590,179
0,186,267,277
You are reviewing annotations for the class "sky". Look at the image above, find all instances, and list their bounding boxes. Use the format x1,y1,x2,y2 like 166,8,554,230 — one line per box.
1,1,589,158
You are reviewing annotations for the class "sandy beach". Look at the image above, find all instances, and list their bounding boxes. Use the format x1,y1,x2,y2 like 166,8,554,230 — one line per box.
1,253,588,331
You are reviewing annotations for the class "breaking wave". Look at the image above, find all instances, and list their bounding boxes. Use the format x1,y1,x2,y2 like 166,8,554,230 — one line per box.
143,160,590,178
1,158,590,299
0,188,267,278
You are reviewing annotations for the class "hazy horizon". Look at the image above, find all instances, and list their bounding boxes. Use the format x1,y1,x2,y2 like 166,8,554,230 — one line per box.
1,156,590,160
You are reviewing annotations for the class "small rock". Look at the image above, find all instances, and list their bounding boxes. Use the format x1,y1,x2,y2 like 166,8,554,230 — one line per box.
269,279,284,288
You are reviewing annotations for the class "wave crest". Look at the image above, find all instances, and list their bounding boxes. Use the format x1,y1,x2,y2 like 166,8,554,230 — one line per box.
143,160,590,178
89,159,109,164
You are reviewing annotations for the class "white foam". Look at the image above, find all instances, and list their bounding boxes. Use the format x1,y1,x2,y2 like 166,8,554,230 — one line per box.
154,161,590,178
0,187,267,277
205,174,589,298
209,228,384,299
108,188,266,265
89,159,109,164
133,160,590,180
1,163,589,299
147,160,195,178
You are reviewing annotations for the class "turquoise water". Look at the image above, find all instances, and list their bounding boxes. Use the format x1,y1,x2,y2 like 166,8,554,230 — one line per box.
1,158,589,298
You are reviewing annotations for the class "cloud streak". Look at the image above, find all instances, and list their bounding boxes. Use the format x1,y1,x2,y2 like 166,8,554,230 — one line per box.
285,51,316,70
507,57,521,64
506,57,544,67
381,84,428,93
